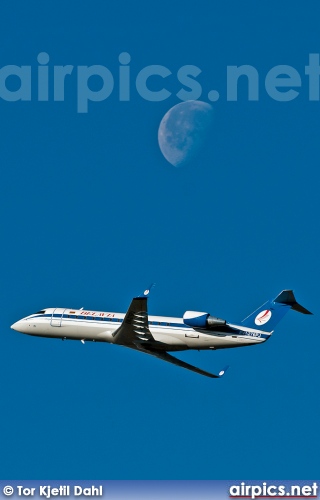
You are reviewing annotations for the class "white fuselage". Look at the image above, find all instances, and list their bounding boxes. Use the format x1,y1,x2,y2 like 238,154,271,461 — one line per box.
11,307,270,351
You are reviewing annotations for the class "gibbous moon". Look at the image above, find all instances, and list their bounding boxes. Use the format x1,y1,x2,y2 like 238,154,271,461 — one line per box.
158,100,213,167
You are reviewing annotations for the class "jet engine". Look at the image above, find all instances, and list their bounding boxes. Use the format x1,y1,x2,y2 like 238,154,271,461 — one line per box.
183,311,226,329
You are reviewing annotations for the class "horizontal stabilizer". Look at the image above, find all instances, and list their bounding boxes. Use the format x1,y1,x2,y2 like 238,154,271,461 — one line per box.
274,290,312,315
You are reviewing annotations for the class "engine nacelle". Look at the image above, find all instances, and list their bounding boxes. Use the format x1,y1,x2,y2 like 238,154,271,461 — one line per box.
183,311,226,329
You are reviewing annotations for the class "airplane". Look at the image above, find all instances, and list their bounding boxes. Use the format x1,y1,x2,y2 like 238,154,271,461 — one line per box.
11,286,312,379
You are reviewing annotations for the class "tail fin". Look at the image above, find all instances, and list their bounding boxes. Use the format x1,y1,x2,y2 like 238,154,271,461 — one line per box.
241,290,312,331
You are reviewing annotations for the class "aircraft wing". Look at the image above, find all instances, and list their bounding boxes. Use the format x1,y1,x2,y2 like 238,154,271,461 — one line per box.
112,296,154,346
112,286,229,378
134,346,229,379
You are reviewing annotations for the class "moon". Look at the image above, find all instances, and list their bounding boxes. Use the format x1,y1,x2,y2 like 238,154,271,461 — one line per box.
158,100,214,167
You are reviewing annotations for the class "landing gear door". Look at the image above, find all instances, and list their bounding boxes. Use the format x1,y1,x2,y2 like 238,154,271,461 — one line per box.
51,308,66,327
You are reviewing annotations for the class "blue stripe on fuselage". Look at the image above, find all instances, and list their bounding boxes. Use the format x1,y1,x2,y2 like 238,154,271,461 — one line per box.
30,314,189,328
30,314,270,340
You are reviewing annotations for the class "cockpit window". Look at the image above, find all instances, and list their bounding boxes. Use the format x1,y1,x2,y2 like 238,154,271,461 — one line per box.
35,310,46,314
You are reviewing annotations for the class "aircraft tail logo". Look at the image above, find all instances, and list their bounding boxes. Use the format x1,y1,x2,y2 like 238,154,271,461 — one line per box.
255,309,272,325
241,290,312,332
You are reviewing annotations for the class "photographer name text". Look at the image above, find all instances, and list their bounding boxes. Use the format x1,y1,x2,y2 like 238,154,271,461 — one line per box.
12,486,102,498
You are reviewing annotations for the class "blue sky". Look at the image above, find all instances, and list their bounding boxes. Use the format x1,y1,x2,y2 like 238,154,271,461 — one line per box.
1,1,319,479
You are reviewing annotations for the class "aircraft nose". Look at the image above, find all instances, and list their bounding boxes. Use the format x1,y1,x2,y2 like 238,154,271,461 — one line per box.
11,321,22,332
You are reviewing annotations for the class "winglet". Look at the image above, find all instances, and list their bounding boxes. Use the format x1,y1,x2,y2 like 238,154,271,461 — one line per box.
138,283,156,298
218,365,230,378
